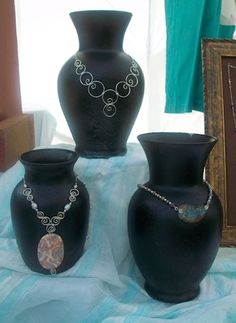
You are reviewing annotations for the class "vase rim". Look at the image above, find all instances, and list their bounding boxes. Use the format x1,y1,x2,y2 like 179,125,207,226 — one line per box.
138,132,217,145
20,148,78,167
69,10,132,18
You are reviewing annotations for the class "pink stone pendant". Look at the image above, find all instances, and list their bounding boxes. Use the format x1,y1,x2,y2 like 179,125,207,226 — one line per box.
37,233,64,273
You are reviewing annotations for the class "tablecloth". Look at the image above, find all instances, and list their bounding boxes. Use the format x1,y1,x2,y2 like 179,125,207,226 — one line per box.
0,143,236,323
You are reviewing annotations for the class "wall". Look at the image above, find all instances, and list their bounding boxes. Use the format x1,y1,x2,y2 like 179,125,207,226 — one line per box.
0,0,22,120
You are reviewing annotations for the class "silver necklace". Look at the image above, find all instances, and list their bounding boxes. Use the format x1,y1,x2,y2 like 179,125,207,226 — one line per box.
23,177,79,274
227,63,236,130
74,54,140,118
138,180,213,223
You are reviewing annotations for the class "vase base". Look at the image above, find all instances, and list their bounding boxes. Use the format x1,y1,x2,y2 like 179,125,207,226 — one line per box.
76,147,127,159
144,282,200,303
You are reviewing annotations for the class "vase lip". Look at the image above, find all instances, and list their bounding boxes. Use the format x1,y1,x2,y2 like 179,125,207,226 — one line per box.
137,132,217,145
20,148,78,167
69,10,132,19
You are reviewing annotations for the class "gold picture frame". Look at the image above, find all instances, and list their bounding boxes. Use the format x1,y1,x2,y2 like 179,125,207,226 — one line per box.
202,39,236,246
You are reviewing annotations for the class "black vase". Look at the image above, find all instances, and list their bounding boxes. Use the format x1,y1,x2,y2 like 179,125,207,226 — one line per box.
10,148,89,274
128,133,223,303
57,10,144,158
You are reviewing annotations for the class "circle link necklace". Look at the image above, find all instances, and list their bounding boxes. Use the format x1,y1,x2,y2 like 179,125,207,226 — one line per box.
74,54,140,118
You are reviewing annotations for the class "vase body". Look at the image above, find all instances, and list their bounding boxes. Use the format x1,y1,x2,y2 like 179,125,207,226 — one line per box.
57,10,144,158
128,132,223,303
10,148,89,274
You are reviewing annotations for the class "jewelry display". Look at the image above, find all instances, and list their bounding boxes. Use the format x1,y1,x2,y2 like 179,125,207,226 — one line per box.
138,180,213,223
74,55,140,118
227,63,236,130
23,177,80,274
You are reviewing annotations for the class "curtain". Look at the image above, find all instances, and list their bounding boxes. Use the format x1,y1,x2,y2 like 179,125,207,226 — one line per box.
147,0,204,134
165,0,235,113
221,0,236,25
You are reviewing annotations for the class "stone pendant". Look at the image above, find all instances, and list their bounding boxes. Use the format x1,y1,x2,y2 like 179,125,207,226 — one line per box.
178,205,207,223
37,233,64,273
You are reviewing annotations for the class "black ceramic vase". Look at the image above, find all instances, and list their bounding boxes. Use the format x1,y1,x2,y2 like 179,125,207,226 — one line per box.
128,133,223,303
58,10,144,158
11,148,89,275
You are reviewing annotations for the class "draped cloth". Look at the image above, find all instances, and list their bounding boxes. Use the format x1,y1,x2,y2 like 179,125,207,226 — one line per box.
0,144,236,322
221,0,236,25
165,0,234,113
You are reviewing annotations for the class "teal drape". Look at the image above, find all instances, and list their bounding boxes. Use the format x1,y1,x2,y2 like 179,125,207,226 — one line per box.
165,0,234,113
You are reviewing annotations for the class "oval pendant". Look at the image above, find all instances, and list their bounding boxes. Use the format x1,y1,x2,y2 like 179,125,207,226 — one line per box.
178,205,207,223
37,233,64,271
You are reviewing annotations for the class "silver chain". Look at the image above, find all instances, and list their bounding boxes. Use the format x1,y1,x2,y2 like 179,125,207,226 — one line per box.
138,180,213,215
23,177,80,233
227,63,236,131
74,55,140,118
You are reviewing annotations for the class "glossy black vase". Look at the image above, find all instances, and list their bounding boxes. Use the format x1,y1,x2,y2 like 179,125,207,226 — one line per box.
128,133,223,303
10,148,89,274
58,10,144,158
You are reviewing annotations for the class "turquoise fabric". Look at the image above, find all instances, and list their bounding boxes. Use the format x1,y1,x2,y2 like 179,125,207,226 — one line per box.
165,0,235,113
0,144,236,322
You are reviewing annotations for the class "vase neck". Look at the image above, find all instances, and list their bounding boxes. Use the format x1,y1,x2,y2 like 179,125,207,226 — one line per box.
147,152,205,186
20,149,77,185
70,11,131,52
23,165,75,185
139,133,217,187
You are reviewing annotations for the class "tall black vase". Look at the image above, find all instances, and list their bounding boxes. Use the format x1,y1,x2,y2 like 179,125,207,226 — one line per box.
10,148,89,274
128,133,223,303
58,10,144,158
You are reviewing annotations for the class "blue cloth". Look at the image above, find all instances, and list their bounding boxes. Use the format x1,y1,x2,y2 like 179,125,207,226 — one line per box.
0,143,236,322
165,0,235,113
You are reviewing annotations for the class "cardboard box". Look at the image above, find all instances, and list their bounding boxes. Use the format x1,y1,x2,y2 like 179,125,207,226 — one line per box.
0,114,34,171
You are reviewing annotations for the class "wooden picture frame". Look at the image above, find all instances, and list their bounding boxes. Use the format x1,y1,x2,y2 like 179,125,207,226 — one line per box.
202,39,236,246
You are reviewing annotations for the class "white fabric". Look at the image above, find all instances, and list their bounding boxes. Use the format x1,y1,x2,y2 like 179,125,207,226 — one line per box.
0,144,236,322
32,110,57,146
221,0,236,25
